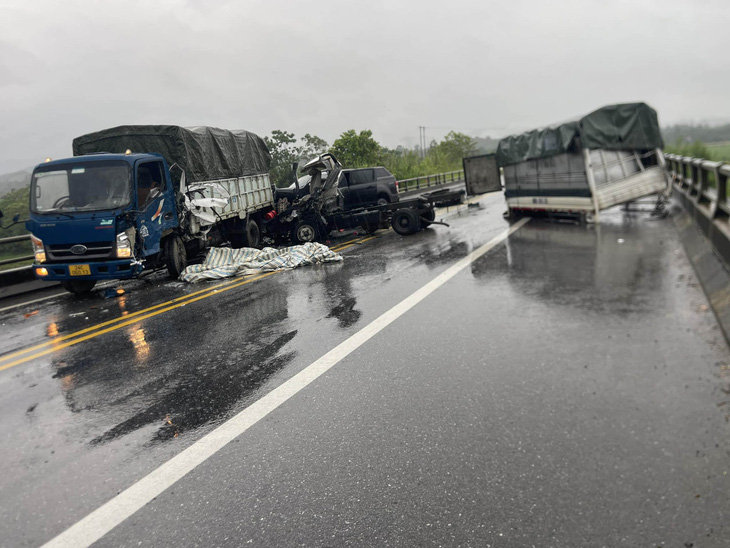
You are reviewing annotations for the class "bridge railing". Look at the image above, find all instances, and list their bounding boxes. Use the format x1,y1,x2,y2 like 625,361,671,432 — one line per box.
397,170,464,193
0,234,33,268
665,153,730,219
666,152,730,269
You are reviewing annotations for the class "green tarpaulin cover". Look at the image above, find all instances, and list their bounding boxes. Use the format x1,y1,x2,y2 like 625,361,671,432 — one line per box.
72,125,271,183
496,103,663,167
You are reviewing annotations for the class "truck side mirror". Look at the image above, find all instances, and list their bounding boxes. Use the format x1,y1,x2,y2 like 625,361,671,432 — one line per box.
0,210,3,220
12,213,20,223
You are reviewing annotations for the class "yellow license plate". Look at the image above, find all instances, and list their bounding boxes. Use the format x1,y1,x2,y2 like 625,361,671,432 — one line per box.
69,264,91,276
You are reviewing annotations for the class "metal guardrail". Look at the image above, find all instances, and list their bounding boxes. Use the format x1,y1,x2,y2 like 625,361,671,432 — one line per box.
0,233,36,295
665,153,730,218
0,234,32,267
397,170,464,193
665,152,730,269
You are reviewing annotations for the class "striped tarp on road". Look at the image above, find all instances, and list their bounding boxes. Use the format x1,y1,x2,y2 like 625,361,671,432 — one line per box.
180,242,343,283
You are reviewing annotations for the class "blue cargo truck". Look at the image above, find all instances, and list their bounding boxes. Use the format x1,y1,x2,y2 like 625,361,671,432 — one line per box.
25,125,274,294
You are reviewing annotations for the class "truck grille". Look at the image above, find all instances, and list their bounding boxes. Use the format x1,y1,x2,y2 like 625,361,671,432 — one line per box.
47,242,115,262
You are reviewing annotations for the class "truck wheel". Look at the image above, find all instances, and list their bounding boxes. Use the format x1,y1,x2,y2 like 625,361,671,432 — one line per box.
61,280,97,295
245,219,261,248
420,208,436,228
377,196,389,206
391,208,420,236
292,220,319,244
165,234,187,278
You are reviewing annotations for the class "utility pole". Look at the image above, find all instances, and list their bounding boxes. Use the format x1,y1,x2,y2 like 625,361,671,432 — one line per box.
419,126,427,158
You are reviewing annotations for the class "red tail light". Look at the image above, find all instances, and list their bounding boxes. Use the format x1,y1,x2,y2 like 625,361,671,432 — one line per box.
395,181,399,191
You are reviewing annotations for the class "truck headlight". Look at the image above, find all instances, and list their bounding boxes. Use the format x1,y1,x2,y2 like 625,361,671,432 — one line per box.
116,232,132,258
30,234,46,263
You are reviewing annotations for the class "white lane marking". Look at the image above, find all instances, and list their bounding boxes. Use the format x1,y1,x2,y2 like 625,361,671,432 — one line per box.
0,292,68,314
41,217,530,548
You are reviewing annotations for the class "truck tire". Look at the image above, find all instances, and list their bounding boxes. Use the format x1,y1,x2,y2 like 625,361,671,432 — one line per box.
165,234,187,279
377,195,389,206
245,219,261,248
420,208,436,228
61,280,97,295
292,220,319,244
391,208,420,236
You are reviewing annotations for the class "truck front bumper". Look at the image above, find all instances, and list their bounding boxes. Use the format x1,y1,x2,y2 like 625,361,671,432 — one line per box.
32,259,144,281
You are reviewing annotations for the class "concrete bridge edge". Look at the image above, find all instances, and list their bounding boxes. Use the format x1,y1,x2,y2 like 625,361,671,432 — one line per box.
673,190,730,346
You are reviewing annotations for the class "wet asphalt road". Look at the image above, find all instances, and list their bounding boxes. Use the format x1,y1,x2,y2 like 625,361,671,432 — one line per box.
1,194,730,547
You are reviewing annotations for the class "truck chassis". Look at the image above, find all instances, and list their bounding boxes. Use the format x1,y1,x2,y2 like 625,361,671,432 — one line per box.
269,188,465,244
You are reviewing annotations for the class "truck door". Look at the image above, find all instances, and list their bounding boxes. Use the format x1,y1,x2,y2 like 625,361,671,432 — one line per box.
338,172,354,209
348,169,376,208
463,154,501,196
135,161,166,257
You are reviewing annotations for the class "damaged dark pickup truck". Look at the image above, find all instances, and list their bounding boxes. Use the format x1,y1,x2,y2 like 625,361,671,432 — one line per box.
263,154,463,244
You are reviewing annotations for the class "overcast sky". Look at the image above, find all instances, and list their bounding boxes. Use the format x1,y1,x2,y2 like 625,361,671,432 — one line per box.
1,0,728,173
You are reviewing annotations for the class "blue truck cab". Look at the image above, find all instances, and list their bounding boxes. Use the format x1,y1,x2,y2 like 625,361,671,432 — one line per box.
26,152,182,294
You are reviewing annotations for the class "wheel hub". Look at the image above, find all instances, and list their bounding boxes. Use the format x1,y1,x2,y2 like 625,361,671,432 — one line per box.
298,225,315,241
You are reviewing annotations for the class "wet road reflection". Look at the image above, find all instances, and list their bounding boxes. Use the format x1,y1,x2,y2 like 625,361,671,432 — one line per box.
471,214,668,316
49,283,297,446
89,329,297,445
415,236,471,268
323,264,363,329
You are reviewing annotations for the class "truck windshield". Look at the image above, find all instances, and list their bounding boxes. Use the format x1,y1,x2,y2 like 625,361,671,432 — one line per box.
31,161,131,213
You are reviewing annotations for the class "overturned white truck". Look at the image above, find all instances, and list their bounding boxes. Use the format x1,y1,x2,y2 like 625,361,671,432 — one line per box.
497,102,669,221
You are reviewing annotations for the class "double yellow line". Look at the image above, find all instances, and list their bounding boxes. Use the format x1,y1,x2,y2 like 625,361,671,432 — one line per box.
0,235,376,372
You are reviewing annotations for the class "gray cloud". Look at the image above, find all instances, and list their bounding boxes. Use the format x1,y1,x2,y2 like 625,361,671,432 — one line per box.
1,0,728,173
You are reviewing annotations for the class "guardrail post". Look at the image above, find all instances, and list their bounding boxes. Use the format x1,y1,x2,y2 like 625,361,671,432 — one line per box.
671,155,682,189
674,157,682,188
713,164,728,220
694,158,708,205
684,157,693,191
668,155,679,188
666,155,675,185
691,157,701,196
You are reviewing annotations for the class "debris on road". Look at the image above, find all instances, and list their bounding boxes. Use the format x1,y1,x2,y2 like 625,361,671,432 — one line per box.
180,242,343,282
103,288,125,299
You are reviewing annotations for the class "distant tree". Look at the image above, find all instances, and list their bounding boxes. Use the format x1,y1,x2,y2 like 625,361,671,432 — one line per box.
433,131,477,165
380,147,423,180
264,130,300,188
264,130,329,187
300,134,329,163
329,130,382,168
